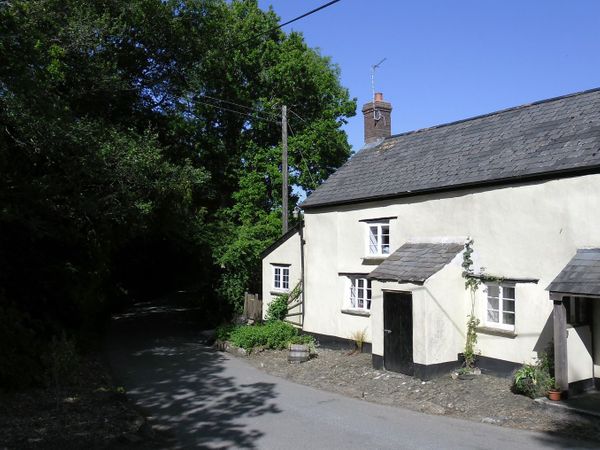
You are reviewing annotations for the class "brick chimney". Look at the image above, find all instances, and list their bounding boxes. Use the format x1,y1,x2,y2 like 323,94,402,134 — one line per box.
362,92,392,144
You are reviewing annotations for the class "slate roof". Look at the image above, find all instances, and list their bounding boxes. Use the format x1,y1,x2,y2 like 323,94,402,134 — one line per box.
302,88,600,209
546,249,600,297
368,242,464,284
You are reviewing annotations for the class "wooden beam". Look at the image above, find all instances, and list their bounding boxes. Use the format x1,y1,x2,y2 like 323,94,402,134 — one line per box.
553,297,569,395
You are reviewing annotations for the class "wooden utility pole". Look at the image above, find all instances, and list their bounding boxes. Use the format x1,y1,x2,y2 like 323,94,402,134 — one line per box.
282,105,288,234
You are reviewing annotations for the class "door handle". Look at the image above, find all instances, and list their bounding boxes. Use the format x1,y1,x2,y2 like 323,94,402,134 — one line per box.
384,329,392,334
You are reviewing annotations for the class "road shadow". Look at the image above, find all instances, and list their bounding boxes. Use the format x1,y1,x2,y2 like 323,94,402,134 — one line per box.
530,403,600,448
107,299,281,449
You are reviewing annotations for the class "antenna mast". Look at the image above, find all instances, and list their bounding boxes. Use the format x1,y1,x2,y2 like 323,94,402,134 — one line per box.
370,57,387,120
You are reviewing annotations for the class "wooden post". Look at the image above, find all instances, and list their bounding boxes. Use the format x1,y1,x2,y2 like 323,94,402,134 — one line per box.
552,294,568,395
282,105,288,234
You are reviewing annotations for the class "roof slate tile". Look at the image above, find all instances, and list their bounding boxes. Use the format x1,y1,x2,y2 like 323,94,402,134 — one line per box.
303,89,600,208
546,249,600,297
368,242,464,284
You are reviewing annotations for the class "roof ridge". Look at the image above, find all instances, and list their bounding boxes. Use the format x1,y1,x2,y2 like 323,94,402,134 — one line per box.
383,86,600,141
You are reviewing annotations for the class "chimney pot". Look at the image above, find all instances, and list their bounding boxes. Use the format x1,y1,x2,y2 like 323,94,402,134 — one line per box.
362,92,392,144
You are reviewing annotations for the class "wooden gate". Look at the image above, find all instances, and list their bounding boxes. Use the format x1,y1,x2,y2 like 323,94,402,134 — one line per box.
243,292,262,322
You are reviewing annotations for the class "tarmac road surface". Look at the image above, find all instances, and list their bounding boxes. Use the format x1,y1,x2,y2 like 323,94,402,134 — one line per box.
106,301,596,449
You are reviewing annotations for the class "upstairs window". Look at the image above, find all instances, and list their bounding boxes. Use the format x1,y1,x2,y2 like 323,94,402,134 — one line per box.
367,223,390,256
486,284,515,330
273,265,290,291
348,277,372,311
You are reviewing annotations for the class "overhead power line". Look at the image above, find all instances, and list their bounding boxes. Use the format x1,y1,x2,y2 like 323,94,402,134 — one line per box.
287,122,318,189
227,0,342,51
197,93,279,121
194,98,280,124
288,108,307,123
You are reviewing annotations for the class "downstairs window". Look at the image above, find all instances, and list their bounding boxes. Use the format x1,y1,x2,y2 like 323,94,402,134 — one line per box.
348,277,372,311
486,284,515,330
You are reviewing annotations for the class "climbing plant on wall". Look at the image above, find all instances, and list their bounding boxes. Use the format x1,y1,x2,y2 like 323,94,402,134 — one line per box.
461,238,481,369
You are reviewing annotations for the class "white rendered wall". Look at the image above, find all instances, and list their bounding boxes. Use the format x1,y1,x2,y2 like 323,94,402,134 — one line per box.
261,231,302,319
302,174,600,366
370,259,466,365
567,325,594,383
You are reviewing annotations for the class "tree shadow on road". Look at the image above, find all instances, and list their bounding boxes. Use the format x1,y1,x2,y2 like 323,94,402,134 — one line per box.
530,407,600,448
108,301,281,449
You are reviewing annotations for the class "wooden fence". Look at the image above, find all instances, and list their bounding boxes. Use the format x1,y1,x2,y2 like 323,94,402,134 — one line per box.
243,292,262,321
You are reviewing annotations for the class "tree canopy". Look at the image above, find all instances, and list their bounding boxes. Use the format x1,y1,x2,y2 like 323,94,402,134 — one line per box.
0,0,355,388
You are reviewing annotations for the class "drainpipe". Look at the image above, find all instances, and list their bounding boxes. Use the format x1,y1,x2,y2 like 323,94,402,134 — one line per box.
294,206,306,328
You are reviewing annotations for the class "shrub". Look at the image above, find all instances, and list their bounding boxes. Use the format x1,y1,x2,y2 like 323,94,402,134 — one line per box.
265,296,288,322
227,322,300,351
215,324,236,342
0,304,43,390
264,321,298,349
513,353,554,398
44,332,80,386
289,334,316,346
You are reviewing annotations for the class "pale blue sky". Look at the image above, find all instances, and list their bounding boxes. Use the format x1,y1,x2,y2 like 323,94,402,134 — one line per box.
258,0,600,151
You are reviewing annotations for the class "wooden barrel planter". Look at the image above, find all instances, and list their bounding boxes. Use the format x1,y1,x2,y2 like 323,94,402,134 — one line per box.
288,344,310,363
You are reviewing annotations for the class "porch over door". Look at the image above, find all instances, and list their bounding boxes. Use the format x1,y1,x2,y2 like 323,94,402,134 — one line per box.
383,292,413,375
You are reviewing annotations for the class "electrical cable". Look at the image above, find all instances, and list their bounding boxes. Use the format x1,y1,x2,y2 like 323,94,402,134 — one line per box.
197,93,279,121
226,0,342,51
194,99,280,124
288,108,307,123
288,122,319,189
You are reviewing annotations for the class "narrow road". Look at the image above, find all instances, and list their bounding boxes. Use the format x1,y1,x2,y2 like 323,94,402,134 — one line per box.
106,301,594,449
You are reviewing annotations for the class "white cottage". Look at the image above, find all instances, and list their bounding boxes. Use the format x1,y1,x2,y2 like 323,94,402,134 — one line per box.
262,88,600,394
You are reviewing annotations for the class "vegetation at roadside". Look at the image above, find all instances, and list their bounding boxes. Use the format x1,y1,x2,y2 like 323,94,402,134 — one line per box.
216,322,315,352
350,328,367,352
512,350,555,398
265,296,289,322
0,0,354,389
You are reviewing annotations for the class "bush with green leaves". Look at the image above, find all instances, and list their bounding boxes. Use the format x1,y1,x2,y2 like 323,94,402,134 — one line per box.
215,324,236,342
226,322,302,351
266,296,289,322
513,352,554,398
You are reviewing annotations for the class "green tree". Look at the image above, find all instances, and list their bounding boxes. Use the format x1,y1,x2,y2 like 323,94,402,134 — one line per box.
0,0,355,386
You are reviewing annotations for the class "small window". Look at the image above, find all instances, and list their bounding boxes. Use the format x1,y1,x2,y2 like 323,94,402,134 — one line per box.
273,265,289,291
486,284,515,330
367,223,390,256
348,277,372,311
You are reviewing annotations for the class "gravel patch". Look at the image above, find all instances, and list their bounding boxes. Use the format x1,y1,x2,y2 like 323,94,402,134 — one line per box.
238,346,600,443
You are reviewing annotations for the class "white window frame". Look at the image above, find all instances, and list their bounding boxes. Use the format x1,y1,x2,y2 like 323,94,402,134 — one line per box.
366,222,390,256
485,283,515,331
272,265,290,292
346,277,372,311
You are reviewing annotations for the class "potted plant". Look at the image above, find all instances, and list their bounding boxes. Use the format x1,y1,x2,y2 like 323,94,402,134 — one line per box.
548,381,561,401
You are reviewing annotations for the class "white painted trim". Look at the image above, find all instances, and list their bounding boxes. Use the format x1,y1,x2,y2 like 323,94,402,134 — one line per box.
483,282,516,332
272,264,290,292
365,222,391,257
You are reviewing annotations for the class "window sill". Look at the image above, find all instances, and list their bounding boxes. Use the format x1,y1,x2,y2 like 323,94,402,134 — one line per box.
341,309,371,317
476,326,517,339
362,256,387,265
270,290,289,296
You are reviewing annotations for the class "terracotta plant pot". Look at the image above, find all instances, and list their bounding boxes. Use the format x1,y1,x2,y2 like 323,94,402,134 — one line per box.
548,389,561,401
